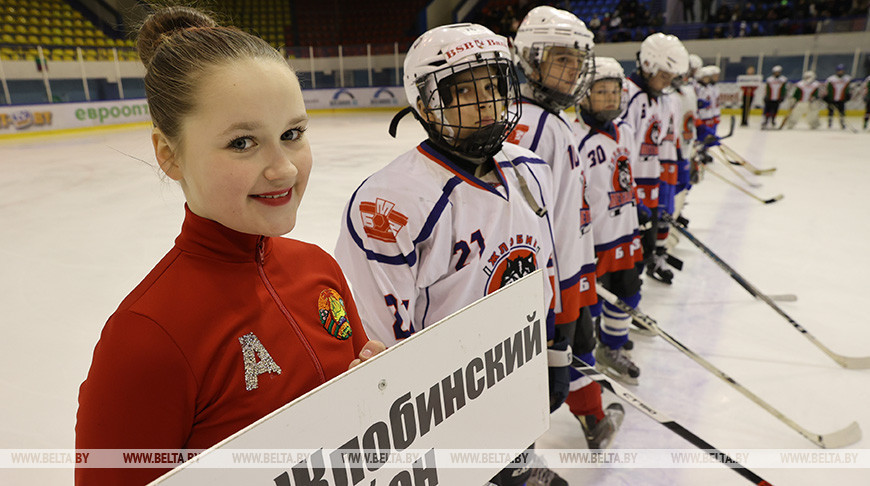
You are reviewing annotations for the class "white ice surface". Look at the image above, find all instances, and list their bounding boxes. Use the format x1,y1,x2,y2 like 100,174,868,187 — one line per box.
1,112,868,485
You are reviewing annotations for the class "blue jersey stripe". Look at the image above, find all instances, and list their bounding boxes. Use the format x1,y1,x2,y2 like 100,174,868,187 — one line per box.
414,176,461,246
594,231,640,253
560,263,597,288
529,109,550,152
635,177,659,186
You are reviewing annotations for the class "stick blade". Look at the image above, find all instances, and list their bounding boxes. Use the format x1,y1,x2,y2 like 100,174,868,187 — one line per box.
752,167,777,175
836,354,870,370
764,194,784,204
818,421,862,449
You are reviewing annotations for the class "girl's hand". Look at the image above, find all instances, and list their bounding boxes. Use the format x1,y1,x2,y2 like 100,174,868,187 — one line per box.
348,340,386,369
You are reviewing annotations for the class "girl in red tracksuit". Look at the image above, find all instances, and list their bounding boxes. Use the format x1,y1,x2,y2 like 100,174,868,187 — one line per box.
75,7,382,485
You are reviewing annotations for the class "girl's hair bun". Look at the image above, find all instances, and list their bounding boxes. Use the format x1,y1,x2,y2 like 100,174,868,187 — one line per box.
137,6,217,67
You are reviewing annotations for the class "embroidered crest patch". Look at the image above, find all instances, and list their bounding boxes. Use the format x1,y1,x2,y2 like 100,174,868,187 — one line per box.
359,197,408,243
318,288,352,340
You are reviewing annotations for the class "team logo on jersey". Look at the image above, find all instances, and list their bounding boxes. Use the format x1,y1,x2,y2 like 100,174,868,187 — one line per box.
682,113,695,143
506,124,529,144
359,198,409,243
580,172,592,235
318,288,352,340
608,148,635,210
639,116,660,157
483,235,540,294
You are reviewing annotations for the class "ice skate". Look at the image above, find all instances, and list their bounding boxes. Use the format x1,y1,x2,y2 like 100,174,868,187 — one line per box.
526,454,568,486
595,345,640,385
646,250,674,285
576,402,625,450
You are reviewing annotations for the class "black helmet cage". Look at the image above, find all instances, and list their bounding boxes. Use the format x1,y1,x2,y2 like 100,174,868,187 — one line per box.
522,42,595,112
415,56,521,159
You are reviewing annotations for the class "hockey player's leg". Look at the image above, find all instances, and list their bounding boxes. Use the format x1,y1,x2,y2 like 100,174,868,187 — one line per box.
808,102,821,129
838,102,846,129
488,448,534,486
596,300,640,385
786,102,803,129
648,195,676,284
564,307,625,450
595,273,642,385
864,101,869,130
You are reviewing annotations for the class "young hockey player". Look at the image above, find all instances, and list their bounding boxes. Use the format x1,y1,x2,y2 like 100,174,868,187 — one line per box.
785,70,821,129
509,6,624,452
574,57,645,390
334,23,571,486
695,65,721,145
762,65,788,129
670,63,700,238
621,32,688,283
824,64,852,129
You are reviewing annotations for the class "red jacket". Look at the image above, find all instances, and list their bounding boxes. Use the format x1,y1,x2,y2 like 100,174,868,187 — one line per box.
76,206,369,485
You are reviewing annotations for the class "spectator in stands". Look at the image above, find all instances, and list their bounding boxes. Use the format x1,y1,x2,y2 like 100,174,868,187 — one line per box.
589,14,602,31
682,0,696,21
700,0,713,21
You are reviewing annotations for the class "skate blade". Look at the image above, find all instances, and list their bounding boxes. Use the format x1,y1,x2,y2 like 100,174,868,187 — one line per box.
629,326,657,338
595,363,639,386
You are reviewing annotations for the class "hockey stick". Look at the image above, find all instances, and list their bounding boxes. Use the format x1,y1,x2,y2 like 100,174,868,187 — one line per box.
776,107,792,130
768,294,798,302
573,360,773,486
597,286,863,448
717,115,736,141
664,212,870,370
710,148,762,188
706,167,783,204
718,143,777,175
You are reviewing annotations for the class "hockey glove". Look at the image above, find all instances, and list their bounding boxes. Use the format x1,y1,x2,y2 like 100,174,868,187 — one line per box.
548,335,573,413
636,202,652,231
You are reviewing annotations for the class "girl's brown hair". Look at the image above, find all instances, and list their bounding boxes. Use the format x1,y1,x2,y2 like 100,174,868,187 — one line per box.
137,6,287,140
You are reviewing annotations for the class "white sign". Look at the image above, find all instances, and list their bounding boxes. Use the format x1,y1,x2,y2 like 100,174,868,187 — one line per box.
302,87,408,110
0,98,151,135
151,271,549,486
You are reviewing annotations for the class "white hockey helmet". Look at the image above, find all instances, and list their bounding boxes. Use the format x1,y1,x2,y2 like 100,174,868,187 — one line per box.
579,56,625,123
688,53,703,72
697,65,713,80
513,6,595,111
638,33,689,77
803,70,816,82
589,56,624,84
400,23,520,158
772,65,782,74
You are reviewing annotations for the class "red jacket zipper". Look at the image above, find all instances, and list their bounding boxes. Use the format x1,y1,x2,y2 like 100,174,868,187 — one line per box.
256,237,326,382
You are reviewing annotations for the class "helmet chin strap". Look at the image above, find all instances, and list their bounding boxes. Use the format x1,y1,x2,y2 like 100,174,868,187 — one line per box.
388,106,417,138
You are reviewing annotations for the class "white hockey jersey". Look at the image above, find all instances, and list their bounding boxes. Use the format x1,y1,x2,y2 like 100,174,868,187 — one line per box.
793,80,821,102
335,140,557,347
573,114,643,274
695,81,720,123
621,72,664,209
825,74,852,101
765,75,789,101
658,91,681,186
508,98,597,323
677,84,698,154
